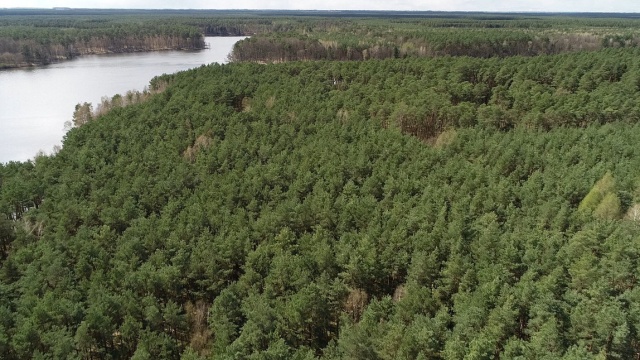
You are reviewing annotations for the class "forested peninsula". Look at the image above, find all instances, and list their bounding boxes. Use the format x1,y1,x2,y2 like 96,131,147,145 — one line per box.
2,10,640,360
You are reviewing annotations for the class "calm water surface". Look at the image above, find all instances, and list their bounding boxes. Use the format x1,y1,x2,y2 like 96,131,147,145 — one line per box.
0,36,245,163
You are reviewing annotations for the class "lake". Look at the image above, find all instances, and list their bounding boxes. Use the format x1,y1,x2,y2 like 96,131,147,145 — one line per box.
0,36,246,163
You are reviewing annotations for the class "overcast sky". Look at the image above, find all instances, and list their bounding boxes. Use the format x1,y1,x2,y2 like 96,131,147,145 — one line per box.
1,1,638,12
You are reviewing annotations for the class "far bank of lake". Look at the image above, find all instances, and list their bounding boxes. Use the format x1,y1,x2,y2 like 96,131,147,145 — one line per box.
0,36,245,163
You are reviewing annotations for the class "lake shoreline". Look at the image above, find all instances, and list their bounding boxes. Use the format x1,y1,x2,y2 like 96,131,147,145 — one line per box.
0,45,212,71
0,36,245,163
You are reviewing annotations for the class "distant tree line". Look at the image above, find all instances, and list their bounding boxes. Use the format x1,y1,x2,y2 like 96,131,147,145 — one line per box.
4,11,640,68
0,18,204,68
229,22,640,62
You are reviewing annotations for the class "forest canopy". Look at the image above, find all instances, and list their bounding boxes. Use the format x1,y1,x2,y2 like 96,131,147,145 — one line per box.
3,9,640,67
2,10,640,360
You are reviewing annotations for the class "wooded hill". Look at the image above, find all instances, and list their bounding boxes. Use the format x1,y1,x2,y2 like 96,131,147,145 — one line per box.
1,37,640,359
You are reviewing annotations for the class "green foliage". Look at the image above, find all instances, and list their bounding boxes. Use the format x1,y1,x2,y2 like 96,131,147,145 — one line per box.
579,172,624,219
579,172,616,211
2,20,640,358
228,14,640,62
593,193,622,220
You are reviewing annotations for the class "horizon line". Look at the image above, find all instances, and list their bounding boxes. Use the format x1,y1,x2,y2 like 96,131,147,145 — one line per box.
1,7,639,14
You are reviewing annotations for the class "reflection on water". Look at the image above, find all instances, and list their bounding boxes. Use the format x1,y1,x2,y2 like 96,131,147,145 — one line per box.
0,36,245,163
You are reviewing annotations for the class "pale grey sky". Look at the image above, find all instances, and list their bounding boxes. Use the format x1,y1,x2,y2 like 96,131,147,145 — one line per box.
1,0,638,12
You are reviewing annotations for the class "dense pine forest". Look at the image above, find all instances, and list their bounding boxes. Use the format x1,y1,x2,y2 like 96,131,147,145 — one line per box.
2,10,640,360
